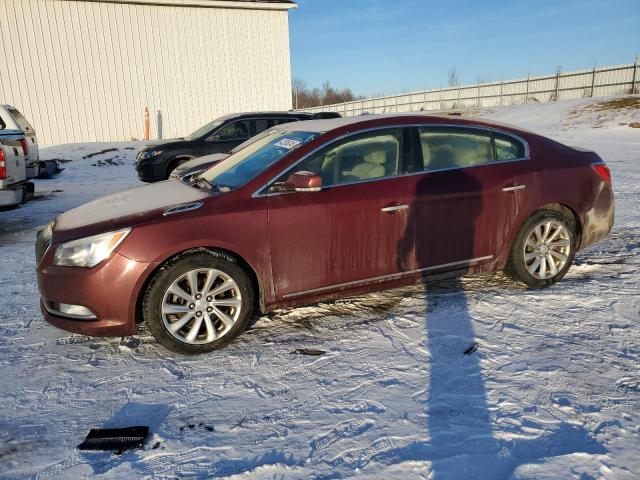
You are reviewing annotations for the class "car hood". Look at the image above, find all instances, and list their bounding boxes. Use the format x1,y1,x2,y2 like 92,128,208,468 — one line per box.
53,181,209,242
178,153,230,170
144,137,186,147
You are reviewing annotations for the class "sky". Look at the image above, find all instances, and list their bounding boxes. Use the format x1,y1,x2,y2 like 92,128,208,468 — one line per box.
289,0,640,97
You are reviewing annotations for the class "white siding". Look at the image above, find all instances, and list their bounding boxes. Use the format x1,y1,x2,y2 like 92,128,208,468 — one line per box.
0,0,293,144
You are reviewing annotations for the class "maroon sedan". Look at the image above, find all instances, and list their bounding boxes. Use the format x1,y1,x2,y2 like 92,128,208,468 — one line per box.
36,115,614,353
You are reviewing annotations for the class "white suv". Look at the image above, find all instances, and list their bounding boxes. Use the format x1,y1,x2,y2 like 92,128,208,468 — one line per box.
0,105,39,179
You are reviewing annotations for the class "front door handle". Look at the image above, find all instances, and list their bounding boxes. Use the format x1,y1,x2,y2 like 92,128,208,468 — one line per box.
381,204,409,213
502,184,525,192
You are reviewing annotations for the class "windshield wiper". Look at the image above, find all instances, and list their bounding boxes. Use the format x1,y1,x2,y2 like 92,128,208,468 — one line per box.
190,176,216,192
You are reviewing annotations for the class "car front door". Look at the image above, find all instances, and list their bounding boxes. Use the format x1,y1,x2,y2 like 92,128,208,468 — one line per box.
400,126,530,272
265,127,415,299
204,119,252,155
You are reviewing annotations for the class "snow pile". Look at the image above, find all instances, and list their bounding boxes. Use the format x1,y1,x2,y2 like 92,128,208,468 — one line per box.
0,98,639,479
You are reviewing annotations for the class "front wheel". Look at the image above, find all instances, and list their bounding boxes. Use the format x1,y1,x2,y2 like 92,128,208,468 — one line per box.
142,250,255,354
505,209,577,288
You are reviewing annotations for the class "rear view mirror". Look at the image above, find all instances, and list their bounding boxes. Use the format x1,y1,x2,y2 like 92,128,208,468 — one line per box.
284,171,322,192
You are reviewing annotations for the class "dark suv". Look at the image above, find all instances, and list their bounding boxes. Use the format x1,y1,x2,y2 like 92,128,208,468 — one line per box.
136,111,341,182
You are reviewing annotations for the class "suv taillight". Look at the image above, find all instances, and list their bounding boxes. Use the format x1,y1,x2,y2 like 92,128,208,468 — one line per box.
0,149,6,180
19,138,29,158
591,163,611,185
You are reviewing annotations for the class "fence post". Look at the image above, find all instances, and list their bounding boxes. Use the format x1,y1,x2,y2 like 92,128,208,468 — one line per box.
525,74,529,104
590,64,597,97
554,68,561,101
632,55,639,94
457,85,461,108
477,81,481,107
499,76,504,106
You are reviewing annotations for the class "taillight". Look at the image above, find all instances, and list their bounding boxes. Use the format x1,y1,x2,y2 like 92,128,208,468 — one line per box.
591,163,611,185
20,138,29,158
0,149,6,180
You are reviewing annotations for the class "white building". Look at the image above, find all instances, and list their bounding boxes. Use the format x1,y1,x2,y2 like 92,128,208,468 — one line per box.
0,0,296,145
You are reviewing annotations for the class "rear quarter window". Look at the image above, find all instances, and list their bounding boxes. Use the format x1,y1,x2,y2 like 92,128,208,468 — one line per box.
494,133,526,160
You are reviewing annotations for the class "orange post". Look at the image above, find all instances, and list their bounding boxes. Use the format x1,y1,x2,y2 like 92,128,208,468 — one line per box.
144,107,150,141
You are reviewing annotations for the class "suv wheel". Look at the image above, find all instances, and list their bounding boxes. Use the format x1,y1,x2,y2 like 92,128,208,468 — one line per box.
166,158,189,179
142,250,255,354
505,209,577,288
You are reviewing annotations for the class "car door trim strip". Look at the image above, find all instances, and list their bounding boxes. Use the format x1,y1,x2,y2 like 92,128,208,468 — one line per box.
281,255,494,299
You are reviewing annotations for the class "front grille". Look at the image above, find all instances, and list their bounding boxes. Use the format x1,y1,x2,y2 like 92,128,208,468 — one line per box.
35,222,53,265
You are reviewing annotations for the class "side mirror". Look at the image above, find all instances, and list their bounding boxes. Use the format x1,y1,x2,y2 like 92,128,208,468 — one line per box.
284,171,322,192
207,134,222,143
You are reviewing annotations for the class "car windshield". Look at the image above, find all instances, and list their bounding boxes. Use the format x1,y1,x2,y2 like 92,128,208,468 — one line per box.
200,130,318,190
185,119,225,140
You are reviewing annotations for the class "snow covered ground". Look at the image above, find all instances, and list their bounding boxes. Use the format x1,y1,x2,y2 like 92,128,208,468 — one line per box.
1,96,639,479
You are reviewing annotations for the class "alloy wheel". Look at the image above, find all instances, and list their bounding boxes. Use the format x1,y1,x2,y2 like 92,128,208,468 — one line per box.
523,220,572,280
161,268,242,344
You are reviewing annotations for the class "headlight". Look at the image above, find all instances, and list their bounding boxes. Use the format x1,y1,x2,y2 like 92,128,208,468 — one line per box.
140,150,163,160
53,228,131,268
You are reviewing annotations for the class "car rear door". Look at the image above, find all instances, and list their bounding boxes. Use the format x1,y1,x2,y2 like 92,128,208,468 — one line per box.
400,126,530,272
265,127,415,299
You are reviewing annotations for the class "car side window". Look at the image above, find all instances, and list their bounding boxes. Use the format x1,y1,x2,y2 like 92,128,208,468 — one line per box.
253,119,270,134
285,128,403,187
419,127,494,172
495,133,526,161
276,118,298,126
215,120,251,142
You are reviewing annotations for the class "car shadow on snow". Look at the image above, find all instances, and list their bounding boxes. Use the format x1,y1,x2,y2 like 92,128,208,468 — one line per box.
389,168,606,478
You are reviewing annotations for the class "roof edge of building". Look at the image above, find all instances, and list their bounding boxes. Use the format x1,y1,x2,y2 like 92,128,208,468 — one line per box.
57,0,297,10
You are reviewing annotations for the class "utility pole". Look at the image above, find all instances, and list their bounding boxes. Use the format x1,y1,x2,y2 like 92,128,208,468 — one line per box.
632,54,639,94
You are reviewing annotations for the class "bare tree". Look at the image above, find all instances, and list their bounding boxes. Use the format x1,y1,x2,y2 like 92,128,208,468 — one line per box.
292,78,306,109
448,66,460,87
292,80,364,109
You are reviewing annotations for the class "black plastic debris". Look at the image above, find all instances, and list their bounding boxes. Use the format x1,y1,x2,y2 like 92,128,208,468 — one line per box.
78,426,149,451
36,160,64,179
290,348,326,356
464,342,479,355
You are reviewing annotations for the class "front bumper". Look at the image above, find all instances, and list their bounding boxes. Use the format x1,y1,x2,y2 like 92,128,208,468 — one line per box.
37,250,155,337
136,156,166,183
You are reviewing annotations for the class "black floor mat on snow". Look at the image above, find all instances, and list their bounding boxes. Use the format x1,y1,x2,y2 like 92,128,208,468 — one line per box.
78,426,149,451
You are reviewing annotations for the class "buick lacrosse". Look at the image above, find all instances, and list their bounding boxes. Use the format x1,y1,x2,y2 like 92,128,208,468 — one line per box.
36,115,614,353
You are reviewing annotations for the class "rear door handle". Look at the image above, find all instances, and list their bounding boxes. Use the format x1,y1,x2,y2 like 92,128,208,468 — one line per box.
381,204,409,212
502,184,525,192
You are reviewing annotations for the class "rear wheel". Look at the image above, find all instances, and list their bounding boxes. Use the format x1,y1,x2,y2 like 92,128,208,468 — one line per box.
505,209,577,288
142,250,255,354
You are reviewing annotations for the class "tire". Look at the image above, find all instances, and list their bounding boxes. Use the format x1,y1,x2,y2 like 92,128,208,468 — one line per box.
505,208,577,288
142,250,255,354
165,158,189,180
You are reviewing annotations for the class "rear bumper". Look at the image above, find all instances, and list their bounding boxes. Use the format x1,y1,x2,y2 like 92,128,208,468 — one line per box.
0,181,27,207
579,183,615,250
37,251,156,337
26,162,40,179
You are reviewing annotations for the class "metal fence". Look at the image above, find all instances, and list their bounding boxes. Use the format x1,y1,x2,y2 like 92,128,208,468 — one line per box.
300,60,640,117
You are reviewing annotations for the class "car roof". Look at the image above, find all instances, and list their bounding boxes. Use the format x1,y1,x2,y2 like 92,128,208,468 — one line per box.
274,113,533,136
218,111,317,120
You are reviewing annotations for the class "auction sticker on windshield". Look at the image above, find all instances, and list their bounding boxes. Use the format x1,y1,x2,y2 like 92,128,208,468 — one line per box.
274,138,302,149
